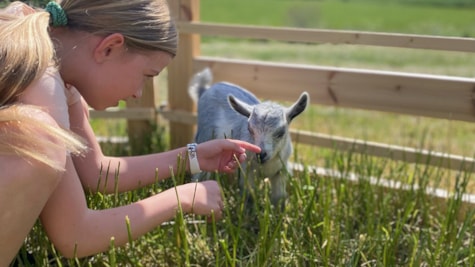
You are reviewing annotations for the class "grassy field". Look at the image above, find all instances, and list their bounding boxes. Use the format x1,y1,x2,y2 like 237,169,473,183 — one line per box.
13,0,475,266
201,0,475,37
197,0,475,160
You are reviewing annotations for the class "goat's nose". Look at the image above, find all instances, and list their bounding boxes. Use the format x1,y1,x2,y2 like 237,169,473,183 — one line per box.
257,152,268,163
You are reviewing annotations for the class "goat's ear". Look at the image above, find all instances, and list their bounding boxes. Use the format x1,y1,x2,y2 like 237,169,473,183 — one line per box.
286,92,309,122
228,95,252,118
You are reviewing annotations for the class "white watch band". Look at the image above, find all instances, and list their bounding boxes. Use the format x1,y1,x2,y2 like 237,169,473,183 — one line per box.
187,143,201,175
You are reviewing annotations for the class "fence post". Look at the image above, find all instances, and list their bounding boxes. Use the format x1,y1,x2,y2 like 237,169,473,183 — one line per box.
166,0,200,149
126,78,158,154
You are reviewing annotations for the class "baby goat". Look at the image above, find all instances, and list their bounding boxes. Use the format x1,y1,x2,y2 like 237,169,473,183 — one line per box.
188,68,309,208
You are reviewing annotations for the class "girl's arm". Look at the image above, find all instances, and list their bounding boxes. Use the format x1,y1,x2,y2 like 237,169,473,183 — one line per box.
69,97,188,192
69,97,260,193
0,109,68,265
40,156,223,259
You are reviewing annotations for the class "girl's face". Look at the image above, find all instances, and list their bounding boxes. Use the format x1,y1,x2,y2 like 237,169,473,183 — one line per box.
56,31,173,110
79,49,173,110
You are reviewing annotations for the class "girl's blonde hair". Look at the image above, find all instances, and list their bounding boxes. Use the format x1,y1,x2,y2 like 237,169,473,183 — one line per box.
59,0,178,56
0,11,54,106
0,105,86,171
0,7,85,171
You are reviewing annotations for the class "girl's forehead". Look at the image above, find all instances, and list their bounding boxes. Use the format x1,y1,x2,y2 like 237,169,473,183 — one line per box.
145,50,173,70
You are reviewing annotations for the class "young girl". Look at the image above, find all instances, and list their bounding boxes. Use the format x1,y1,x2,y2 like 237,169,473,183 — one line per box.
0,7,87,264
0,0,260,264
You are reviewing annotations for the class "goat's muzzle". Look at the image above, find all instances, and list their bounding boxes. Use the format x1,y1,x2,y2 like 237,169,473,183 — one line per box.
257,152,268,164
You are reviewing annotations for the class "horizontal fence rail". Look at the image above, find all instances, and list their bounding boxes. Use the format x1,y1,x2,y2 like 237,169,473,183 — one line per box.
90,107,475,172
193,57,475,123
291,131,475,172
90,107,156,120
177,22,475,52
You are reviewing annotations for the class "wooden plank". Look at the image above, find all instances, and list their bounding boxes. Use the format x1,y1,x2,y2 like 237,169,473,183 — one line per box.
158,108,196,125
156,108,475,172
178,22,475,53
166,0,200,148
89,107,155,120
291,130,475,172
193,57,475,123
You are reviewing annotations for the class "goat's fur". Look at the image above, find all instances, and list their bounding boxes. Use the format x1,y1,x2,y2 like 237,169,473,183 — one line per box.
189,68,309,208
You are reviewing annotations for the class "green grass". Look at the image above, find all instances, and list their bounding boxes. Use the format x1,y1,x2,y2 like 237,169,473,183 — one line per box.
12,149,475,266
11,0,475,266
201,0,475,37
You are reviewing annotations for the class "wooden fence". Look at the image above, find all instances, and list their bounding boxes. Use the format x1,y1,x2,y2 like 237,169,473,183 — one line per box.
91,1,475,183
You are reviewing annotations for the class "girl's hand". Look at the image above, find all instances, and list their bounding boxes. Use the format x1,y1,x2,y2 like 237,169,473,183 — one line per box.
196,139,261,173
177,181,224,221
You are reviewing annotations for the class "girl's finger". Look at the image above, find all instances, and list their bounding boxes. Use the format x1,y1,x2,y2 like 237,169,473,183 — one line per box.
237,153,247,163
227,139,261,153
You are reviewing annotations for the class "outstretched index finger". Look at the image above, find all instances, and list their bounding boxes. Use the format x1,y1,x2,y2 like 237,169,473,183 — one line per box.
227,139,261,153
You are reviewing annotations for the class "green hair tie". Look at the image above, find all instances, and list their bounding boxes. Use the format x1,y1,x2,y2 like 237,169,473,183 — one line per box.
45,1,68,27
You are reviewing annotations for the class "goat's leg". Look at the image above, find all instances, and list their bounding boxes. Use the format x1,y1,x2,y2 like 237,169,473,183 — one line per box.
270,173,287,210
239,167,257,212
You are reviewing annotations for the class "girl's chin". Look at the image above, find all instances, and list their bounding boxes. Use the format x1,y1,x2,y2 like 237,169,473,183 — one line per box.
91,102,118,111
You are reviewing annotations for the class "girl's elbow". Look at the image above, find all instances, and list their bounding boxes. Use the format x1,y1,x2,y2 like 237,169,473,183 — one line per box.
51,237,97,259
49,237,81,259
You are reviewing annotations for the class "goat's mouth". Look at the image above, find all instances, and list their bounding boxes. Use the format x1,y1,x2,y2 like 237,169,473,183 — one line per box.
257,152,269,164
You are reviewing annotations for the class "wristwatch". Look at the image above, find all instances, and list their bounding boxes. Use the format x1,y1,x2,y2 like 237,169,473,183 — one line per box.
187,143,202,174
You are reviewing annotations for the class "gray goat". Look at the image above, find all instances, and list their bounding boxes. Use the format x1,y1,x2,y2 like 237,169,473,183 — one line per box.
188,68,309,208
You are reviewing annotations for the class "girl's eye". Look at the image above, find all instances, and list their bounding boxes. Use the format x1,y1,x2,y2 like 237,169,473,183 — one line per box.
145,72,159,78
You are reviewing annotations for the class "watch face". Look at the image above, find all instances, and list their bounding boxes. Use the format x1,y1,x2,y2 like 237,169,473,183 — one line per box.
187,143,197,155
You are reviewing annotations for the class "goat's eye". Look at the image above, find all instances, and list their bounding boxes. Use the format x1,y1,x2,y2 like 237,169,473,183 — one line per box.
274,128,285,139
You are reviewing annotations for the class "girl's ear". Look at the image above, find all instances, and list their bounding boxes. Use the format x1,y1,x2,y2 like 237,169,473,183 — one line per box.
93,33,125,63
